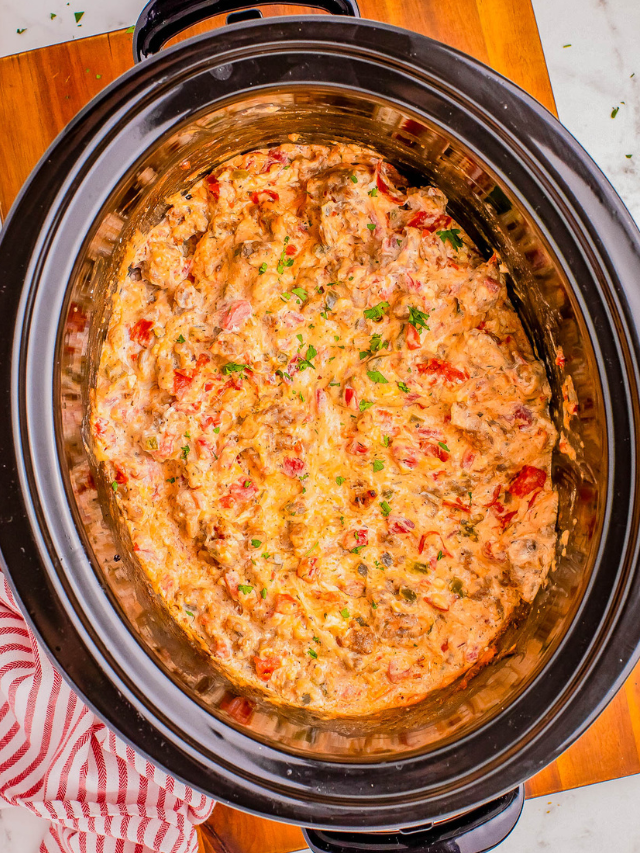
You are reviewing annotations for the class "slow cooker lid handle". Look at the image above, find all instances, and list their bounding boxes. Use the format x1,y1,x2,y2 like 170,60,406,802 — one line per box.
302,786,524,853
132,0,361,62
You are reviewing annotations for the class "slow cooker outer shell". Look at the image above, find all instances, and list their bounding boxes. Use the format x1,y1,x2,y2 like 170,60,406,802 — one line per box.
1,17,640,828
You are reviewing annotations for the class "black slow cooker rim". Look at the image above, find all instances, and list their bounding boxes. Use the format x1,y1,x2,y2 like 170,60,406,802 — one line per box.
2,17,640,828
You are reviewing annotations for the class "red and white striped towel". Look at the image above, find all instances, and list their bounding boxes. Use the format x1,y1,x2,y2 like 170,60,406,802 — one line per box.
0,570,215,852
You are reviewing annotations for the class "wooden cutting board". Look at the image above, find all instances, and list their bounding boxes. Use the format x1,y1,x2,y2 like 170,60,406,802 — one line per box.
2,2,638,850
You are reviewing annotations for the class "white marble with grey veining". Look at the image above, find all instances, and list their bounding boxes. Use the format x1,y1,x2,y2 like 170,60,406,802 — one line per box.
0,0,639,850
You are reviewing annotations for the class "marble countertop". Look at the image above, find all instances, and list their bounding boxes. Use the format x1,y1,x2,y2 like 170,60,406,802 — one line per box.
0,0,639,850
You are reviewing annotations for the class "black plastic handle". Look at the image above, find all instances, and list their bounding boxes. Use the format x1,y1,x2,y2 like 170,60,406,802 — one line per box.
303,786,524,853
133,0,361,62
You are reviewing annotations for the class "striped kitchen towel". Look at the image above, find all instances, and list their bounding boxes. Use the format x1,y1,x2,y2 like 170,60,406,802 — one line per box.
0,570,214,852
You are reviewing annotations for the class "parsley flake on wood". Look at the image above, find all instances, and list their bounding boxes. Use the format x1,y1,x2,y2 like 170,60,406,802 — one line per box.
74,11,84,23
238,584,253,595
611,106,620,118
437,228,463,250
367,369,388,384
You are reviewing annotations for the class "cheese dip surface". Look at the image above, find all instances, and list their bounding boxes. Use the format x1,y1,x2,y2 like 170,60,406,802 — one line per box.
91,143,558,716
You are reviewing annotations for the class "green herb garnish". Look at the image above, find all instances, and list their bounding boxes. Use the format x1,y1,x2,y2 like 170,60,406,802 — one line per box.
261,588,267,599
367,369,388,384
336,476,345,485
397,381,409,393
340,608,350,619
221,361,249,375
438,441,450,452
437,228,463,250
366,222,376,232
181,445,190,460
368,187,378,197
308,648,318,659
258,262,267,274
359,400,374,412
350,175,358,184
363,301,389,322
238,584,253,595
382,435,390,447
408,306,430,333
380,500,392,517
251,539,262,548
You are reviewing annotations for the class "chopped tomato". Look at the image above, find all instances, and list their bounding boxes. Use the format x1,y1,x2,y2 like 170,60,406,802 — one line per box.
196,353,211,370
483,485,502,508
423,442,449,462
173,370,193,396
417,359,468,384
374,160,406,203
346,439,368,455
442,499,471,514
94,418,109,436
497,510,518,530
461,448,476,469
130,319,154,347
297,557,318,582
343,528,369,551
508,465,547,497
406,324,422,350
513,405,533,427
285,243,297,256
344,387,358,409
275,593,299,615
251,189,280,204
114,468,128,485
407,211,452,233
555,348,566,368
206,175,220,200
387,659,412,683
221,478,258,508
221,300,252,331
283,457,305,477
220,695,254,724
389,516,415,534
254,656,281,681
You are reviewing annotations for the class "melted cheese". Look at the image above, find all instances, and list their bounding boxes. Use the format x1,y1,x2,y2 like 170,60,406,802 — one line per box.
91,143,558,715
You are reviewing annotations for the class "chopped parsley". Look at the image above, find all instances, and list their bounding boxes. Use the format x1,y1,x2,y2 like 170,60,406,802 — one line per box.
437,228,463,250
238,584,253,595
360,332,388,359
213,426,220,434
336,476,346,485
180,445,190,460
372,459,384,472
291,286,307,302
350,174,358,183
166,477,176,483
397,381,410,393
382,435,390,447
251,539,262,548
371,600,378,608
276,369,292,382
437,550,444,560
258,262,267,274
368,187,378,197
329,381,340,387
367,369,388,384
359,400,374,412
379,500,392,517
340,608,350,619
297,345,317,371
438,441,450,452
185,609,195,617
363,301,389,321
111,481,118,492
308,648,318,658
222,361,249,375
277,236,295,275
408,306,431,333
261,588,267,599
611,106,620,119
16,27,27,33
351,546,365,554
366,222,376,232
175,334,186,343
74,11,84,23
261,552,271,559
296,333,303,344
313,636,321,643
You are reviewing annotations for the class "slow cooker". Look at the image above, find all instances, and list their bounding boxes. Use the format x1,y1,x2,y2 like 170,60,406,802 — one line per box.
2,1,640,850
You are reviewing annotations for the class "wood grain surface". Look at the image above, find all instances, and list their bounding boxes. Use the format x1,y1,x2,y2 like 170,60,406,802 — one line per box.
0,2,636,850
